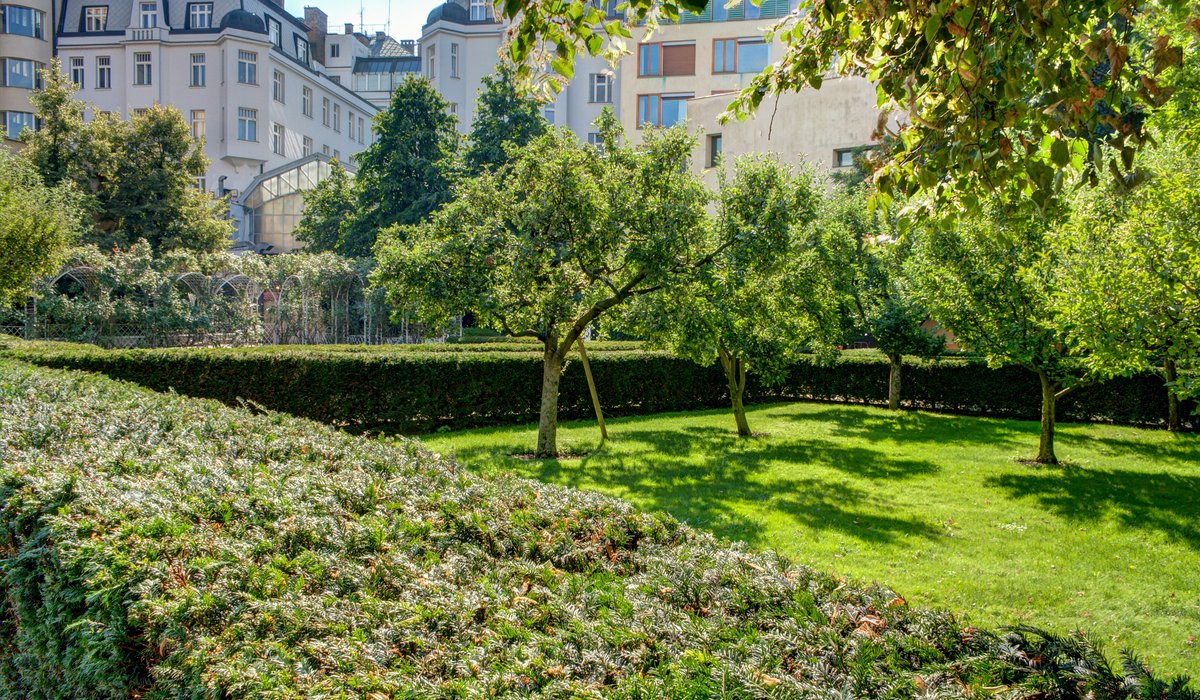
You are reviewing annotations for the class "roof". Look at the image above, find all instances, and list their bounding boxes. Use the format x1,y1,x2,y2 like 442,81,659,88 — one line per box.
352,56,421,74
368,34,415,57
425,1,469,26
220,9,266,34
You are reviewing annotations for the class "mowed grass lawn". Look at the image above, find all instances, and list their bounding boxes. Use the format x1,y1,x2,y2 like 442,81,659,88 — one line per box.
422,401,1200,675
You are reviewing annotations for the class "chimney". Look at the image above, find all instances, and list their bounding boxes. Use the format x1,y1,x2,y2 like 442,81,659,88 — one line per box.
344,23,354,35
304,7,329,65
376,31,385,40
400,39,416,56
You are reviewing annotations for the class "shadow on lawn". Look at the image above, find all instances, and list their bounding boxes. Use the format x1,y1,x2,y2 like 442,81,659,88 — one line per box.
450,423,942,548
986,466,1200,550
786,405,1030,449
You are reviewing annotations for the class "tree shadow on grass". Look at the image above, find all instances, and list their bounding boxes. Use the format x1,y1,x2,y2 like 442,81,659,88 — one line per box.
1078,433,1200,467
985,466,1200,550
784,405,1031,450
449,424,942,548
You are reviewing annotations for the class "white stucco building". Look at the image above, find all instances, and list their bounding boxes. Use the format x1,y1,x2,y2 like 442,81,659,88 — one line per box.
55,0,378,250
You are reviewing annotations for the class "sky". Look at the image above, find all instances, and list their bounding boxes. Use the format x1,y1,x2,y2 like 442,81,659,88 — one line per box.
285,0,431,41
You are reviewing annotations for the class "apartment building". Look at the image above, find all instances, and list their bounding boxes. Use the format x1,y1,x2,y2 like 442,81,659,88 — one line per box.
322,21,419,111
54,0,378,251
420,0,619,142
1,0,54,148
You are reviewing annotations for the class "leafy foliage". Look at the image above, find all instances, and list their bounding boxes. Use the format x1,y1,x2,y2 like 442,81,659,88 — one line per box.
627,155,829,435
499,0,1196,218
0,150,84,306
292,163,358,256
25,64,231,254
464,64,549,174
348,76,459,257
1,359,1193,697
374,125,711,456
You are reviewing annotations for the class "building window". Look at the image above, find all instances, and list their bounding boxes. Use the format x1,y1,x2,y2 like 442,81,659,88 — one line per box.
133,52,152,85
194,175,207,191
744,0,761,19
295,36,309,65
638,42,695,77
713,0,728,20
322,144,329,155
587,132,604,149
69,57,85,87
267,16,281,47
332,103,340,133
190,53,206,86
273,70,284,102
191,109,206,140
1,6,45,39
302,136,313,156
321,97,330,126
833,147,874,168
139,2,157,28
636,93,691,128
544,105,555,124
469,0,487,21
714,38,767,73
302,86,313,117
237,108,258,141
450,43,459,78
188,2,212,29
3,111,35,140
271,123,284,155
449,102,457,116
357,117,365,144
706,133,722,168
333,149,340,162
589,73,611,103
96,56,111,89
237,50,257,84
427,45,435,79
1,58,37,89
330,43,340,58
84,6,107,32
133,108,148,117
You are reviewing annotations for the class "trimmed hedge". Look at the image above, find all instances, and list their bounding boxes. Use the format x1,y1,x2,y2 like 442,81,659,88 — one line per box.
2,359,1194,698
1,339,1193,433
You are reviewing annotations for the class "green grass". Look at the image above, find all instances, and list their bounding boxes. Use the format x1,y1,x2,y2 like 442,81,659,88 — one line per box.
422,401,1200,676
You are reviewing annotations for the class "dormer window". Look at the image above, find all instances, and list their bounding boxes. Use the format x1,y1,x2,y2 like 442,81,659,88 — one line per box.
84,6,108,32
267,16,281,47
295,35,309,65
188,2,212,29
469,0,488,21
139,2,157,28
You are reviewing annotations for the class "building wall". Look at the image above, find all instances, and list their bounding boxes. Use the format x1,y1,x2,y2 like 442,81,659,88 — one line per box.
686,76,887,186
55,0,378,244
1,0,55,150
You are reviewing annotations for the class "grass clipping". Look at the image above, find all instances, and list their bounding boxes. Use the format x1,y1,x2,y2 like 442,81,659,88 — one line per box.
0,359,1192,699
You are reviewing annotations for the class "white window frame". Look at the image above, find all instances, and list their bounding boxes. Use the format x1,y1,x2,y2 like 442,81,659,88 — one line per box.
267,16,281,47
133,52,152,85
332,103,340,133
96,55,111,89
302,136,313,156
190,109,206,140
272,70,284,102
271,123,284,155
321,97,330,126
237,107,257,142
450,43,459,78
139,2,157,28
188,2,212,29
69,57,85,87
589,73,611,103
237,50,257,85
426,45,435,79
84,6,107,32
301,86,313,118
190,53,206,87
469,0,487,21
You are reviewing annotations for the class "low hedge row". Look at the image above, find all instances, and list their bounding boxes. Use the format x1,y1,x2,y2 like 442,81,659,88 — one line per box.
2,359,1193,697
1,339,1194,432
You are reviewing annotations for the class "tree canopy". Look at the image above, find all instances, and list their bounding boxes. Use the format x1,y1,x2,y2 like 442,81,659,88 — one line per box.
464,64,549,173
500,0,1197,218
0,150,85,306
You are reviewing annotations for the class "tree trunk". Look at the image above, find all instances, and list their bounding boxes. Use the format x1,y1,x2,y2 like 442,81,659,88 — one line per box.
536,344,563,458
1165,358,1181,433
887,353,902,410
719,347,752,437
1036,370,1058,465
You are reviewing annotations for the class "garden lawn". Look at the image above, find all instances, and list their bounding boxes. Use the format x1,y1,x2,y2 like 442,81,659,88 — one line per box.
422,401,1200,676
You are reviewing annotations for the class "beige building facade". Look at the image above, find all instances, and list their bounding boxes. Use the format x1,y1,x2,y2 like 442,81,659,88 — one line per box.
1,0,54,149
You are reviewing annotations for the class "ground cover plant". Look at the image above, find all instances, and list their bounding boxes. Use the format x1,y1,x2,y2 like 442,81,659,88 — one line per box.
422,402,1200,677
1,359,1196,698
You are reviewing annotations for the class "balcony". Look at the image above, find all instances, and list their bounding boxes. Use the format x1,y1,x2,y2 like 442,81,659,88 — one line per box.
126,27,166,42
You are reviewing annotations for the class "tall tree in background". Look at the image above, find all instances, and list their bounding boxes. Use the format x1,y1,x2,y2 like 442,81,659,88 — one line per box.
628,155,828,436
811,184,943,410
374,127,714,458
907,203,1080,464
349,76,458,253
465,64,549,173
1053,143,1200,431
25,67,229,254
0,150,85,305
500,0,1193,218
293,163,358,256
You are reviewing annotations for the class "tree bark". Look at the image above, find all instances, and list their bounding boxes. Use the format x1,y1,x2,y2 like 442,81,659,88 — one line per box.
1165,357,1181,433
887,353,903,410
1036,370,1058,465
536,343,563,458
719,347,752,437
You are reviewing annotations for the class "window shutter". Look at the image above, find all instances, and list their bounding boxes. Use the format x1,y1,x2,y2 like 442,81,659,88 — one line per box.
661,43,695,76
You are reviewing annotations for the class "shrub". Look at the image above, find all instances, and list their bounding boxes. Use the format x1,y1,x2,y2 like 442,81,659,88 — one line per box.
2,360,1193,698
1,341,1193,434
